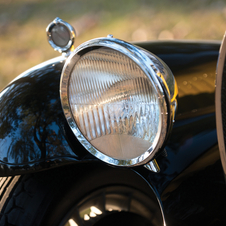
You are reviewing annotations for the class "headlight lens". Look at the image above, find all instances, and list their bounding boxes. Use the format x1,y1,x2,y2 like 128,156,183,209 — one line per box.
69,47,161,160
60,37,176,166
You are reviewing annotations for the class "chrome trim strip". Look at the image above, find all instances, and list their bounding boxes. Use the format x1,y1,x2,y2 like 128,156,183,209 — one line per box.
60,37,176,167
139,48,177,104
216,32,226,177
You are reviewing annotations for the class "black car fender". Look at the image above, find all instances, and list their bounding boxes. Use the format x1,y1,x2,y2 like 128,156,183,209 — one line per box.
0,41,219,177
0,40,224,225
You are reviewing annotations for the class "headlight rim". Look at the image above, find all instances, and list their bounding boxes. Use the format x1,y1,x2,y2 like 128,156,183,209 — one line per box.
60,37,170,167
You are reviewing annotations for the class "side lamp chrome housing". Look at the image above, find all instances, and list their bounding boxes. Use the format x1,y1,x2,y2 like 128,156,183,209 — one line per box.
46,17,76,53
60,37,177,167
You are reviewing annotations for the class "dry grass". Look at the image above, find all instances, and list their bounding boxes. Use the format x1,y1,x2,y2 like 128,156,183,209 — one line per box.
0,0,226,90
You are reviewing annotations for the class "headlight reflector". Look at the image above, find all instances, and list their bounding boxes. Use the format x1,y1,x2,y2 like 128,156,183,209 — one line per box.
69,47,161,160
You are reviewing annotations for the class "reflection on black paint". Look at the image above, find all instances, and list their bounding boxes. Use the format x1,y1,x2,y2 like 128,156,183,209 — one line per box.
0,39,225,225
0,41,222,182
135,41,226,225
0,58,79,165
137,40,220,193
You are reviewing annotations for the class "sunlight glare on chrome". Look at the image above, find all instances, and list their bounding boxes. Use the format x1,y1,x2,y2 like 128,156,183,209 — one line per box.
68,219,78,226
91,206,102,215
84,214,90,221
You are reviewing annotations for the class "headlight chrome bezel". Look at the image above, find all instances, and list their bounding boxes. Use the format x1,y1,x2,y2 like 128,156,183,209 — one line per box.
60,37,177,167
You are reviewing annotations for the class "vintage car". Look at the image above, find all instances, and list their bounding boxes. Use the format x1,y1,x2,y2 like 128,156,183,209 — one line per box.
0,17,225,226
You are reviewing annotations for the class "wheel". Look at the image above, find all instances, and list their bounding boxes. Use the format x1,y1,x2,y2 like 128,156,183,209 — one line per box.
0,162,163,226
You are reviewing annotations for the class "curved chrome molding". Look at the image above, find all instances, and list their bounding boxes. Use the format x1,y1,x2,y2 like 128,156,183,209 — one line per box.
60,37,177,167
139,47,178,135
46,17,76,53
139,48,178,104
216,32,226,178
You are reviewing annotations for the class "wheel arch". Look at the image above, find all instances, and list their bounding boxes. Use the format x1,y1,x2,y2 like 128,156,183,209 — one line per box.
0,161,165,226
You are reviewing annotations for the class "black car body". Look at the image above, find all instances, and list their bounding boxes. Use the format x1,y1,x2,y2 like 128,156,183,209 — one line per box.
0,18,224,226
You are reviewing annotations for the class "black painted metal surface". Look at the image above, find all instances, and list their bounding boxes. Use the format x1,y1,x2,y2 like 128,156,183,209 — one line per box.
0,40,225,224
136,41,226,225
0,41,220,172
0,57,90,175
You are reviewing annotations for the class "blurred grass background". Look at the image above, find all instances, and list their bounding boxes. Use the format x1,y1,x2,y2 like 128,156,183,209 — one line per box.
0,0,226,90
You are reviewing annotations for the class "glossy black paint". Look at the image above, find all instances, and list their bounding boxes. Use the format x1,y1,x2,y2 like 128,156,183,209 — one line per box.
0,41,220,169
136,41,225,225
0,40,224,224
0,57,92,175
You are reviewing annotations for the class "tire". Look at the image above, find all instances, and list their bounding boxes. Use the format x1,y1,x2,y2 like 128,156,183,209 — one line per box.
0,162,163,226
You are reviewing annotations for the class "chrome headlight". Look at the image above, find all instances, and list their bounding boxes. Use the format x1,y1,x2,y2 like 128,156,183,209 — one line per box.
60,37,177,167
